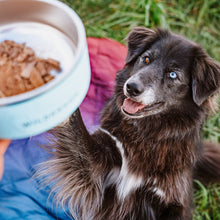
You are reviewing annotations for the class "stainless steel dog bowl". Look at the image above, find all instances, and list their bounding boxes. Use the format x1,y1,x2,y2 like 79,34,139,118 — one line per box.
0,0,91,139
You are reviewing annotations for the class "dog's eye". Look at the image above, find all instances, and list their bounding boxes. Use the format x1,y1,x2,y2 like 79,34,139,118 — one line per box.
169,72,178,79
144,57,150,64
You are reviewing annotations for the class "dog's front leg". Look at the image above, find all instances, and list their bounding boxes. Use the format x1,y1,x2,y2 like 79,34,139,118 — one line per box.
68,108,92,144
69,108,121,171
43,108,120,219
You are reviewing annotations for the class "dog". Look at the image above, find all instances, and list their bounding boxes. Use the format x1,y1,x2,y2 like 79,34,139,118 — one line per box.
40,27,220,220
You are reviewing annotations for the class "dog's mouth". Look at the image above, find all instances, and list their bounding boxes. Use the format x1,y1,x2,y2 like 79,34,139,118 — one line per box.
121,98,164,118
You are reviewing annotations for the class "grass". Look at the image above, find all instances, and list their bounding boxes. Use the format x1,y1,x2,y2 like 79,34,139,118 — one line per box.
62,0,220,61
61,0,220,219
194,181,220,220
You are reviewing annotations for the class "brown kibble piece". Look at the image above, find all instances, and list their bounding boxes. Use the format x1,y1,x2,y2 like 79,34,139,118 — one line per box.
43,74,54,83
29,67,45,88
36,61,47,76
0,57,7,65
24,47,34,56
20,62,36,79
0,40,61,97
0,90,5,98
46,58,60,70
14,75,26,94
23,79,34,91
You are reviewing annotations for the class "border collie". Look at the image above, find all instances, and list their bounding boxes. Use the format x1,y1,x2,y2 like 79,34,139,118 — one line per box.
41,27,220,220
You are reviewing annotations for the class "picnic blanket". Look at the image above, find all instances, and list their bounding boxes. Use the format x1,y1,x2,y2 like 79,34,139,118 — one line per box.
0,37,127,219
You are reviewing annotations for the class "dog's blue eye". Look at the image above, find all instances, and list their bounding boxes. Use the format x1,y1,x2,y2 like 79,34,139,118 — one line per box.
169,72,178,79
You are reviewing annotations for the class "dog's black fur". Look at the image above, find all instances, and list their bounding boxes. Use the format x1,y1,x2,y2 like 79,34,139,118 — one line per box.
40,27,220,220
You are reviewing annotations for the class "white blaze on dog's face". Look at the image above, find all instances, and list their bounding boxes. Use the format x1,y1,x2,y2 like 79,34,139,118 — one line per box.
122,74,158,118
119,28,220,119
123,74,156,105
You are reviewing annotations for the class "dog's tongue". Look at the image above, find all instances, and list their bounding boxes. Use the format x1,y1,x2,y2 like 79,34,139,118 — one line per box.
123,98,146,114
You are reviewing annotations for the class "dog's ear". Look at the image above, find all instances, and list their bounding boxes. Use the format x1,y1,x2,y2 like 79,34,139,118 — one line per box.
192,48,220,106
125,27,157,64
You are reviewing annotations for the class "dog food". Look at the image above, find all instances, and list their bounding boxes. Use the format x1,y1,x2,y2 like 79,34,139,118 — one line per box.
0,40,61,98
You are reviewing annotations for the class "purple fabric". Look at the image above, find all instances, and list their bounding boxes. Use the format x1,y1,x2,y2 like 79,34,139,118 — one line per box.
80,37,127,132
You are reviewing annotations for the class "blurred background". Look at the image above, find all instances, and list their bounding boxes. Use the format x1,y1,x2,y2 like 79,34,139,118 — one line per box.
62,1,220,219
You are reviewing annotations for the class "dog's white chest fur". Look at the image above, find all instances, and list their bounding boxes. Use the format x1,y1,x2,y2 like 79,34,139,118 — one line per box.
100,128,143,200
116,157,143,200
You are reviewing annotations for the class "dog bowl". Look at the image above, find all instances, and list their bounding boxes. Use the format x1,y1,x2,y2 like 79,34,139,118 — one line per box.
0,0,91,139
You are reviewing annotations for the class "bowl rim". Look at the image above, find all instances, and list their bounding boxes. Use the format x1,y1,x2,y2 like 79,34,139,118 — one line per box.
0,0,86,106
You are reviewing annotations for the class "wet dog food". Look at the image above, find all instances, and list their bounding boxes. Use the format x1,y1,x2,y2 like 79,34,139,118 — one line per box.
0,40,61,97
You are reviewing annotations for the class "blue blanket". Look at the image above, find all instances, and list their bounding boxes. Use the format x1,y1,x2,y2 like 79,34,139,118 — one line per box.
0,135,71,220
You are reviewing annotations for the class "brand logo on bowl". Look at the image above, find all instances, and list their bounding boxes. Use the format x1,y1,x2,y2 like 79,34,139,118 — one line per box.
22,92,79,128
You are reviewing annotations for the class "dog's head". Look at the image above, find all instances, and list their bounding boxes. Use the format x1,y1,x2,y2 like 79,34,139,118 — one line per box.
117,27,220,118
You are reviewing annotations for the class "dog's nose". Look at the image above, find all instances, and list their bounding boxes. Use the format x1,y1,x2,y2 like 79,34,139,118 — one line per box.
126,82,143,96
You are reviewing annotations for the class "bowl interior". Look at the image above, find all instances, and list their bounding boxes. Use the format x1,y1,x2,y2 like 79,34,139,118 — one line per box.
0,0,86,106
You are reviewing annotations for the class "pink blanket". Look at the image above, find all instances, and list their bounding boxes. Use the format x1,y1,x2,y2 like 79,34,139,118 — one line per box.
80,37,127,131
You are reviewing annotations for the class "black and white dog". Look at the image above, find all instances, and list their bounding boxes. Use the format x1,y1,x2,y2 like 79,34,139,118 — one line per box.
41,27,220,220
